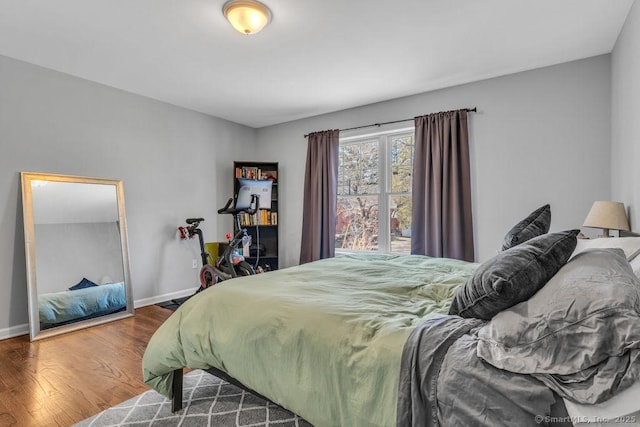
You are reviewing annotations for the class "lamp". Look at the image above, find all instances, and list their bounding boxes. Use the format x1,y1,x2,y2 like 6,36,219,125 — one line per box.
223,0,272,35
583,201,630,237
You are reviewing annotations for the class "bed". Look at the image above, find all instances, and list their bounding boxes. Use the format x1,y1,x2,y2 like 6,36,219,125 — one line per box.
39,281,126,329
142,206,640,426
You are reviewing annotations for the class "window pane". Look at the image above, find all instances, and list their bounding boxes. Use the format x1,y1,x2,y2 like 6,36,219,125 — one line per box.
338,141,379,196
336,195,379,251
390,135,414,193
390,195,412,253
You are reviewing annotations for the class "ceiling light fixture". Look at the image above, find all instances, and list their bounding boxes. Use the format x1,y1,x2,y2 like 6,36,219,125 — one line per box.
222,0,272,35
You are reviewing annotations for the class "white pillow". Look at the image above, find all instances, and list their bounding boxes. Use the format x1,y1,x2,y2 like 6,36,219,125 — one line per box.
570,237,640,262
563,380,640,422
630,256,640,279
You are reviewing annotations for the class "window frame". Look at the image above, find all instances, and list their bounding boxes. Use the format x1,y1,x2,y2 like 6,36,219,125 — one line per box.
336,126,414,254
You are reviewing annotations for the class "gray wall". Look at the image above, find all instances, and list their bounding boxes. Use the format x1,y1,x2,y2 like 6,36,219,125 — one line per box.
0,55,255,336
612,1,640,229
0,51,617,336
256,55,612,267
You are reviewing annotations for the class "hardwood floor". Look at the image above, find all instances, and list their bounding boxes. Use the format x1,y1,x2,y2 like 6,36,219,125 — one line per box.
0,305,173,427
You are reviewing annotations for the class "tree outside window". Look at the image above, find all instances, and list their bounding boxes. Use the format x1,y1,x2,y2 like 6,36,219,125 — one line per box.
336,131,413,253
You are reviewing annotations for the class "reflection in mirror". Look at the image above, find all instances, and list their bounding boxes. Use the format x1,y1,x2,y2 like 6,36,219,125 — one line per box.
21,172,134,341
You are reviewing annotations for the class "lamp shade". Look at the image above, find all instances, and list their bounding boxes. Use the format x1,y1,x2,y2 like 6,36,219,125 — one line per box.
583,201,630,236
223,0,271,35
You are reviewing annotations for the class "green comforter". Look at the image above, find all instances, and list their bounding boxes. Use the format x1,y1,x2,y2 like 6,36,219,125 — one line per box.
142,253,476,426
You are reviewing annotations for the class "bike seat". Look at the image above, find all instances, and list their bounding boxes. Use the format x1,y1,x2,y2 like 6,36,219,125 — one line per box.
186,218,204,225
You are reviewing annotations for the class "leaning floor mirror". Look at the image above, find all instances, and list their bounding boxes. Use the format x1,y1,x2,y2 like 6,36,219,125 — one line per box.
21,172,134,341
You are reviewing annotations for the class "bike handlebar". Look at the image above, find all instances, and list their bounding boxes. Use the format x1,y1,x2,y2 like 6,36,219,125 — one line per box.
217,195,260,215
217,198,234,214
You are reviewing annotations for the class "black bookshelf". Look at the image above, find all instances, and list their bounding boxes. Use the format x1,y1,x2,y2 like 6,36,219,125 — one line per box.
234,161,279,271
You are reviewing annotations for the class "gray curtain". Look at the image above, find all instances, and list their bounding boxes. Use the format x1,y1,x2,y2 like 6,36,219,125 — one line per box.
299,129,340,264
411,110,474,261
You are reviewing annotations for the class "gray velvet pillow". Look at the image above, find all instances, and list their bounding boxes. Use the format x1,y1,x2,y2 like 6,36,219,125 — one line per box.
477,248,640,376
501,204,551,251
449,229,579,320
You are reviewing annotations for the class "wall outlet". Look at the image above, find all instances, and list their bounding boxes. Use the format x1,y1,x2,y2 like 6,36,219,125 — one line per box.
192,259,198,269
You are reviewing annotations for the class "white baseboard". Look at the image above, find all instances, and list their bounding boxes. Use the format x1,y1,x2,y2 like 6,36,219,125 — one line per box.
0,323,29,340
134,287,199,308
0,287,199,341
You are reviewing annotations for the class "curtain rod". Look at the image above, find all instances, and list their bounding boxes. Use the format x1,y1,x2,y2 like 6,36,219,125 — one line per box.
304,107,477,138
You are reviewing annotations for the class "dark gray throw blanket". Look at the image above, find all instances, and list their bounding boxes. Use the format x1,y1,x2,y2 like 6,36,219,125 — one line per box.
397,315,558,427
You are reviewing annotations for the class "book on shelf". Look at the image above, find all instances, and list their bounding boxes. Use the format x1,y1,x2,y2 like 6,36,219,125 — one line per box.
238,209,278,226
235,166,278,182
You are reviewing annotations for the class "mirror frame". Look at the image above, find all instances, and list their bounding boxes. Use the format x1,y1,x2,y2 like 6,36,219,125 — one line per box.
21,172,134,341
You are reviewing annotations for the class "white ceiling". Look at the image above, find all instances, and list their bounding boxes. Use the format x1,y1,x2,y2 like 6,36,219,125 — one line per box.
0,0,634,128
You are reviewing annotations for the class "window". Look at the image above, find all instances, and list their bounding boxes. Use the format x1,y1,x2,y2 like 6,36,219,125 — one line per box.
336,129,414,253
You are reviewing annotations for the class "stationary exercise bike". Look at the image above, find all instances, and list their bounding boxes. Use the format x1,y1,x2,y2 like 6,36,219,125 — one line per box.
179,194,260,291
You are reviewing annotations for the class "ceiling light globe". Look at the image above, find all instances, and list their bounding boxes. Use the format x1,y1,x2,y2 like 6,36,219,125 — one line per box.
223,0,272,35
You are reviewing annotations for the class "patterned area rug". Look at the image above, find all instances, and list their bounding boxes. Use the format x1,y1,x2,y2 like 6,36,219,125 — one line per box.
74,369,312,426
